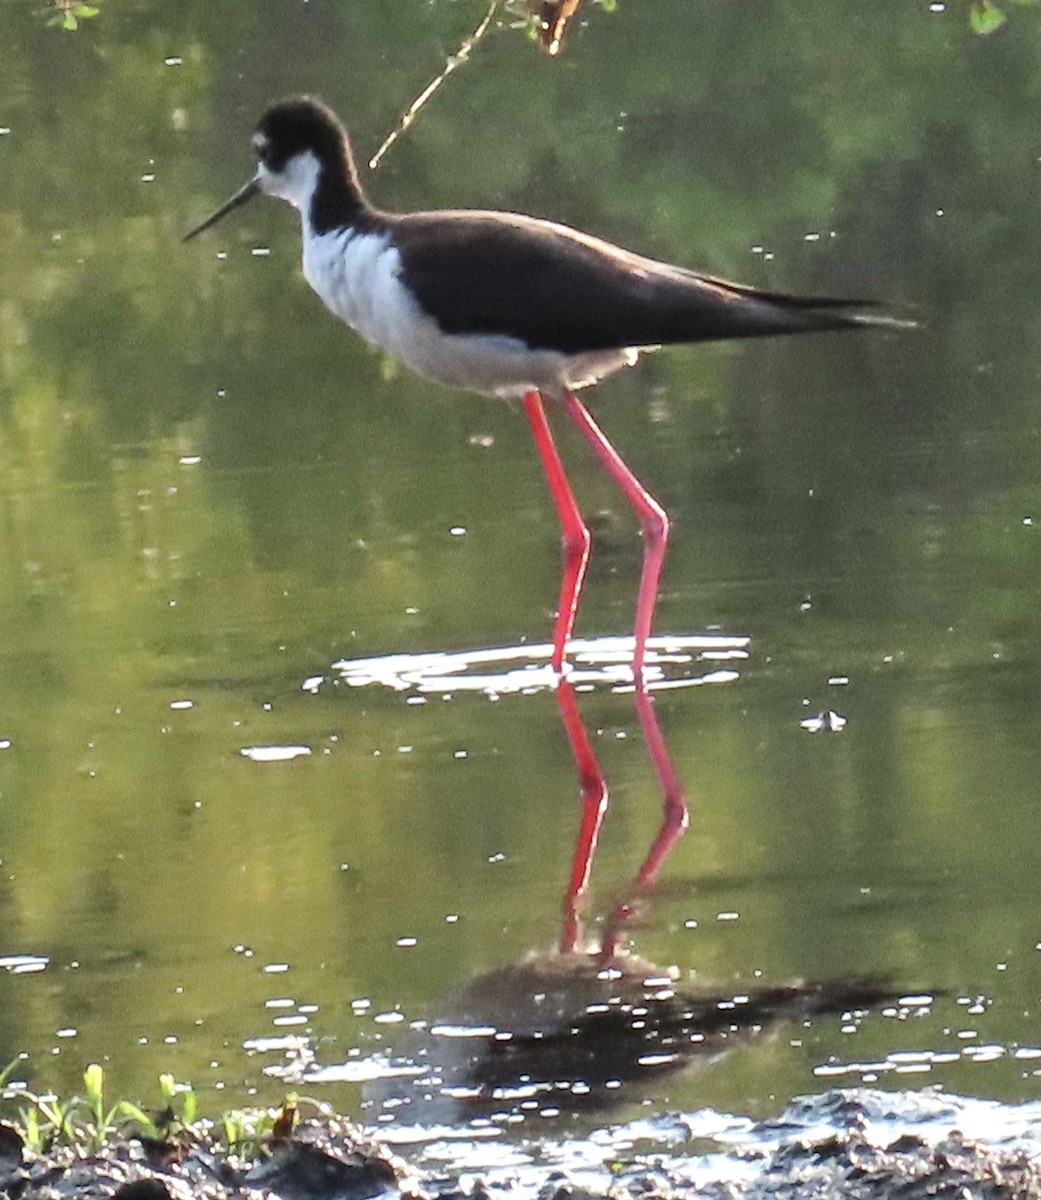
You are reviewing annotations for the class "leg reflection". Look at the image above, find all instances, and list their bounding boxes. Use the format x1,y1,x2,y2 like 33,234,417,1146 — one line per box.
555,676,608,954
555,669,689,959
599,685,689,959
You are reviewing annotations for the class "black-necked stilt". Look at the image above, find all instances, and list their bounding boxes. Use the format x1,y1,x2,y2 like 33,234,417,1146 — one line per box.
185,97,907,944
185,96,902,681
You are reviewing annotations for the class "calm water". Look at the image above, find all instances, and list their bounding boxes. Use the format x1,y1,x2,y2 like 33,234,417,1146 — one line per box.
2,0,1041,1137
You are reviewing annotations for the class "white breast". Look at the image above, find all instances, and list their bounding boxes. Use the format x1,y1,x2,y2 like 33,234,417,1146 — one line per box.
300,227,639,398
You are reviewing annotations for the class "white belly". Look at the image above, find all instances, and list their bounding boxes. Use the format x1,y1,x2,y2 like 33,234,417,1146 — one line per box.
301,228,638,397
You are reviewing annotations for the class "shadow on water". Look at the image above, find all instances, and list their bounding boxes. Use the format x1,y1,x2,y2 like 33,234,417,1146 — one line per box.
264,634,913,1131
349,963,905,1130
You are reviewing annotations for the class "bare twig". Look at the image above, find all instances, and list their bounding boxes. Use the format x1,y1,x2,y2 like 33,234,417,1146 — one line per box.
369,1,501,171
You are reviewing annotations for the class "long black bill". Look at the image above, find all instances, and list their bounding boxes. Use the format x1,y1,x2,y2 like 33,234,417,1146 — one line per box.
182,177,261,242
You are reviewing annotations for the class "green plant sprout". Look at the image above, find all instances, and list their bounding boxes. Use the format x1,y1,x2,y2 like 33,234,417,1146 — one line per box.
1,1060,323,1160
2,1062,200,1154
15,1088,77,1153
43,0,101,30
969,0,1040,34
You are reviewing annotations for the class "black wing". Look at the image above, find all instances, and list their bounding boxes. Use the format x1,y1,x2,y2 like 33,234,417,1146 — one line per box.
391,210,899,355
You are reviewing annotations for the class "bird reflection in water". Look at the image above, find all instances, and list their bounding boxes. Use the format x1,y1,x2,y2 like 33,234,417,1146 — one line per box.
331,632,740,956
325,638,895,1128
357,951,895,1126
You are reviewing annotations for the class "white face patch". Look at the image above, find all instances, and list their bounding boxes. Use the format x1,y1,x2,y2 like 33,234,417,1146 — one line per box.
256,149,322,212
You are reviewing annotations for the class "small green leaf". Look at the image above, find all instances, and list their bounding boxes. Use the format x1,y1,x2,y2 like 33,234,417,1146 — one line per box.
72,3,100,14
62,10,78,29
83,1063,104,1110
970,0,1007,32
117,1100,159,1137
20,1108,42,1154
118,1100,154,1124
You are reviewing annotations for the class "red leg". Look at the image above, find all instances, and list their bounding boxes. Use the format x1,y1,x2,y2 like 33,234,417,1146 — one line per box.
560,391,668,681
523,390,590,673
559,391,689,959
600,688,689,960
632,688,689,885
555,677,609,954
522,391,609,950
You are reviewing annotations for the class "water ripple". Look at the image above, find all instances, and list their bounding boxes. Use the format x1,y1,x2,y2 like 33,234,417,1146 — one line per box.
315,633,750,698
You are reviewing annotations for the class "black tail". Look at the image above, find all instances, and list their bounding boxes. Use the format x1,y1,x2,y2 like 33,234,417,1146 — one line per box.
672,271,918,342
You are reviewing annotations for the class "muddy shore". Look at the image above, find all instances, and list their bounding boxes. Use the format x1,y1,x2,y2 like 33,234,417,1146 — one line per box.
4,1089,1041,1200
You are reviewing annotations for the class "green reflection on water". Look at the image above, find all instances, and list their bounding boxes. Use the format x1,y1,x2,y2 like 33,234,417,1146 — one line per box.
1,0,1041,1125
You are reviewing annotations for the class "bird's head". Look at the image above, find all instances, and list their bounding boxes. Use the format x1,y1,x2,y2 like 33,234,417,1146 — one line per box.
183,96,352,240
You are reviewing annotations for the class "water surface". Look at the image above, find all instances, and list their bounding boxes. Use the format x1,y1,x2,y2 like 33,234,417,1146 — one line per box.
1,0,1040,1135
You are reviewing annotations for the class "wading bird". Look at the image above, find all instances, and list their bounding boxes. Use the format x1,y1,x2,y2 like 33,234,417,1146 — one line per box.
184,96,901,683
185,97,903,941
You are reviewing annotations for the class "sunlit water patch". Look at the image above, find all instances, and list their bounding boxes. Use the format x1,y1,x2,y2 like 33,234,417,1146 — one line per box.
398,1086,1041,1196
0,955,49,976
309,634,749,698
248,1078,1041,1197
239,744,314,763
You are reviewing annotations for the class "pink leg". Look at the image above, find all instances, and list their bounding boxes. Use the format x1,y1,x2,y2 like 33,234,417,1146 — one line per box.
632,688,688,885
556,676,609,954
523,391,609,951
559,391,689,959
560,391,668,681
600,689,689,959
523,391,590,673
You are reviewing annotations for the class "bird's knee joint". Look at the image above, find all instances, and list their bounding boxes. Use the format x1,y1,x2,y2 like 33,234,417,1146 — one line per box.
643,511,669,544
563,526,591,562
